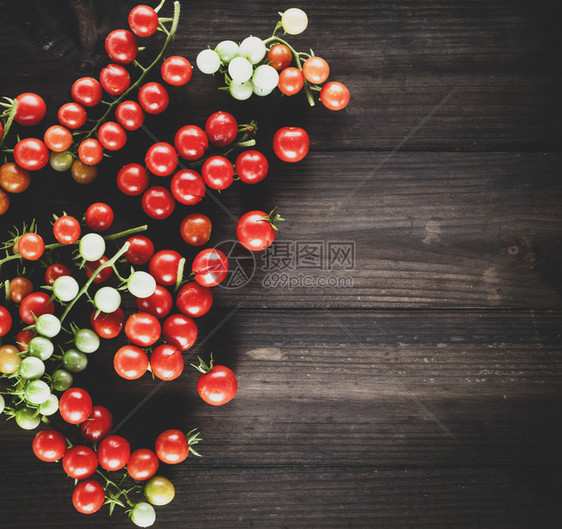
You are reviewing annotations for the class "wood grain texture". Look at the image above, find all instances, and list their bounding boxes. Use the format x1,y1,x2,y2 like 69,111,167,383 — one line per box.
0,0,561,527
0,0,560,151
2,310,562,527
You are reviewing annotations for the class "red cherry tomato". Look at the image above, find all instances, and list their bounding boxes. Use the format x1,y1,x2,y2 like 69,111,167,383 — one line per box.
174,125,208,160
16,329,35,351
85,202,114,232
273,127,310,162
149,250,183,286
320,81,350,111
59,388,93,425
129,5,159,36
142,186,175,220
98,121,127,151
115,100,144,130
302,56,330,84
170,169,205,205
63,445,98,479
90,308,124,339
80,405,113,443
236,210,276,251
53,215,81,245
235,150,268,184
0,306,12,337
105,29,137,64
205,111,237,147
100,64,131,95
72,480,105,515
17,233,45,261
267,44,292,70
78,138,103,166
85,256,113,283
197,364,238,406
9,277,33,304
117,163,149,196
192,249,228,287
114,344,149,380
180,213,211,246
161,56,192,86
13,138,49,171
19,292,54,324
71,77,102,107
278,67,304,96
145,142,177,176
32,430,67,462
201,156,234,190
127,449,159,481
155,429,189,464
14,93,46,126
0,189,7,215
162,314,198,351
45,263,72,286
98,435,131,471
124,235,154,264
0,162,30,193
176,282,213,318
137,285,172,319
124,312,161,347
58,102,87,129
150,344,184,381
138,82,169,114
43,125,72,152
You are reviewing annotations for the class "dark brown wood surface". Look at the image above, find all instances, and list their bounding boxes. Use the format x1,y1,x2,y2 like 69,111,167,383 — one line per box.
1,0,561,527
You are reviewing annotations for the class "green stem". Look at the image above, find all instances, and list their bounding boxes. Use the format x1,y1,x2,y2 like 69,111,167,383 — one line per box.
60,242,130,324
154,0,166,13
79,1,181,143
104,225,148,241
0,99,18,150
263,36,316,107
175,257,186,292
0,225,147,272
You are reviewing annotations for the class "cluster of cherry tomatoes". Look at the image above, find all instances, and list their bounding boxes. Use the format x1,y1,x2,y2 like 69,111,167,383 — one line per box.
0,0,186,215
32,385,202,526
117,110,269,221
0,202,237,525
196,8,350,110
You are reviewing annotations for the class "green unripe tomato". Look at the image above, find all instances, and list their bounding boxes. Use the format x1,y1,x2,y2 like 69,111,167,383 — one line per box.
62,348,88,373
0,394,5,415
25,379,51,405
79,233,105,262
15,406,41,430
53,275,79,302
144,476,175,506
39,394,59,416
130,502,156,527
50,151,74,172
28,336,54,360
36,313,61,338
94,286,121,313
19,356,45,380
51,369,73,392
74,328,100,353
214,40,239,64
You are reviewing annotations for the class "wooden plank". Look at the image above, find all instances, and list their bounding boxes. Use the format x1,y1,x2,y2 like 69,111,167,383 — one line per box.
0,1,560,151
1,309,562,527
1,152,560,309
1,460,561,528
